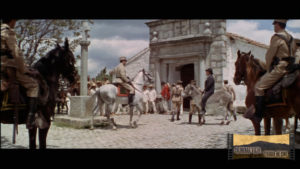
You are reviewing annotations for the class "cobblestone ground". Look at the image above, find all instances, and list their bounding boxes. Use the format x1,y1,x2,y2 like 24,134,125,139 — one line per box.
1,113,299,149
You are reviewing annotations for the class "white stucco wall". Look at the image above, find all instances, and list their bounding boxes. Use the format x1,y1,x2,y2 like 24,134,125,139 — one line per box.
125,48,150,79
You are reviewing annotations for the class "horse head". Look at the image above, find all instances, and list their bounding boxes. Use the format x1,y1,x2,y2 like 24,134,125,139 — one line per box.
37,38,77,86
142,69,153,84
234,50,251,85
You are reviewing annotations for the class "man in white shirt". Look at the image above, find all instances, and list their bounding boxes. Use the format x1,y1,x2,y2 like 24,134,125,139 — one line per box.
142,85,149,114
148,84,157,114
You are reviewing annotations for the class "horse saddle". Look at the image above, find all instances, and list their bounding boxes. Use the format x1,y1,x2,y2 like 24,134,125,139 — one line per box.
115,84,129,97
1,83,27,112
1,68,49,112
265,70,299,107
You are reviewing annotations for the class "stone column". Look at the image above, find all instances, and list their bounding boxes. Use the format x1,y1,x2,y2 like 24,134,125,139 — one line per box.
199,57,206,89
160,63,167,84
79,40,90,96
194,61,199,87
154,58,161,92
168,63,172,83
69,21,92,118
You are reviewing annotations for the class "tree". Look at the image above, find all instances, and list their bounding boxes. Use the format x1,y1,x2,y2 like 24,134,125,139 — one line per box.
95,67,112,82
14,19,93,65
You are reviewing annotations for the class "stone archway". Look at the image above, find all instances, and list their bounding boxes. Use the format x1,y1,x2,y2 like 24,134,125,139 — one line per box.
180,64,194,109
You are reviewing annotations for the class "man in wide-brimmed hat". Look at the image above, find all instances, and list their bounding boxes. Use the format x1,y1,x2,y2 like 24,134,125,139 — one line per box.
170,80,184,121
244,19,298,124
111,56,135,106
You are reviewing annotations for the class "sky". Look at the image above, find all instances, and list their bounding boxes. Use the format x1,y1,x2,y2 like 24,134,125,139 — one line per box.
73,19,300,77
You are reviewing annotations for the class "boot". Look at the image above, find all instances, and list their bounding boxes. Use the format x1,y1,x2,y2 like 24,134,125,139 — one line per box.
198,114,202,125
176,110,180,120
128,94,135,106
188,114,192,124
171,112,175,122
26,97,38,129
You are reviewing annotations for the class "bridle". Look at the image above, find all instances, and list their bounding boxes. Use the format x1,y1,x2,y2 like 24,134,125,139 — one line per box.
235,53,249,85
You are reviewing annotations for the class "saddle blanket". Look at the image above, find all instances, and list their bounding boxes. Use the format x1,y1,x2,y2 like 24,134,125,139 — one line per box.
117,85,129,97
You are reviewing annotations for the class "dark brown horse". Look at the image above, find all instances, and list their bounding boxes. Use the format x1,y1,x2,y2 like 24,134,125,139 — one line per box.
233,50,300,135
0,38,77,149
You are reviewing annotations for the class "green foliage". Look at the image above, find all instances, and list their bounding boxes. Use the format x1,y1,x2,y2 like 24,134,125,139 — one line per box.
14,19,94,65
95,67,112,82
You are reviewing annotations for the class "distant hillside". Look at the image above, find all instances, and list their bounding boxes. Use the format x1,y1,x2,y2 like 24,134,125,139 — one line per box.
234,141,290,151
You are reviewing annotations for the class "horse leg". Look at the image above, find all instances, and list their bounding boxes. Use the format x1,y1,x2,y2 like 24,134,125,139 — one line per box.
264,117,271,135
232,107,237,121
274,117,283,135
294,114,298,134
129,106,134,127
90,111,95,130
285,118,290,132
133,103,143,127
38,127,49,149
107,104,117,130
28,127,37,149
251,119,261,135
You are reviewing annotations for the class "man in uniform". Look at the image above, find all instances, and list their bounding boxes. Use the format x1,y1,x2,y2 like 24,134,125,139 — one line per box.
1,19,39,129
244,20,298,123
170,80,184,122
200,68,215,115
111,56,135,106
223,80,237,121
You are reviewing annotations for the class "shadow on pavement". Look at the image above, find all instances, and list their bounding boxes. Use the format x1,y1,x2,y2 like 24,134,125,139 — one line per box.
177,121,224,126
91,123,146,130
1,136,27,149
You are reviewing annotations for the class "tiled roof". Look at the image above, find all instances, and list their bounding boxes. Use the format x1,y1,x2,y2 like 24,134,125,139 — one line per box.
226,32,269,49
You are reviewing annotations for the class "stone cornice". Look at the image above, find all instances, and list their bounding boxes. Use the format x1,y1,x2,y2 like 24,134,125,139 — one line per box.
150,35,213,47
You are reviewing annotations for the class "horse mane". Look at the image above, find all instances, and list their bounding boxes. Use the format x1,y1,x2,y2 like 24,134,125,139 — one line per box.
33,46,61,77
247,54,267,81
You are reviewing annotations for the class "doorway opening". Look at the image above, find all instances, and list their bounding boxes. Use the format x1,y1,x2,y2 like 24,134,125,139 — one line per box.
179,64,194,110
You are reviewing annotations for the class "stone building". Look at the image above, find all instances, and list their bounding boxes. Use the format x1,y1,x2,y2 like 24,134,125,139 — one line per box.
125,19,269,108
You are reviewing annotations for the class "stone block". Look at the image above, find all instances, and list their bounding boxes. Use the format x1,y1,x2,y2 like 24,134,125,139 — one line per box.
69,96,92,118
215,82,222,90
213,68,222,75
216,62,223,68
54,115,110,129
211,61,217,68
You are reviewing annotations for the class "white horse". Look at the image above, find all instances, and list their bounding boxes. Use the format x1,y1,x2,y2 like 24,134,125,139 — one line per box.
86,69,153,130
183,85,236,125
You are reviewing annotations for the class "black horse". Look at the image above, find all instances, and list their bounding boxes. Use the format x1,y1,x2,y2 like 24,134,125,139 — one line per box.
0,38,77,149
